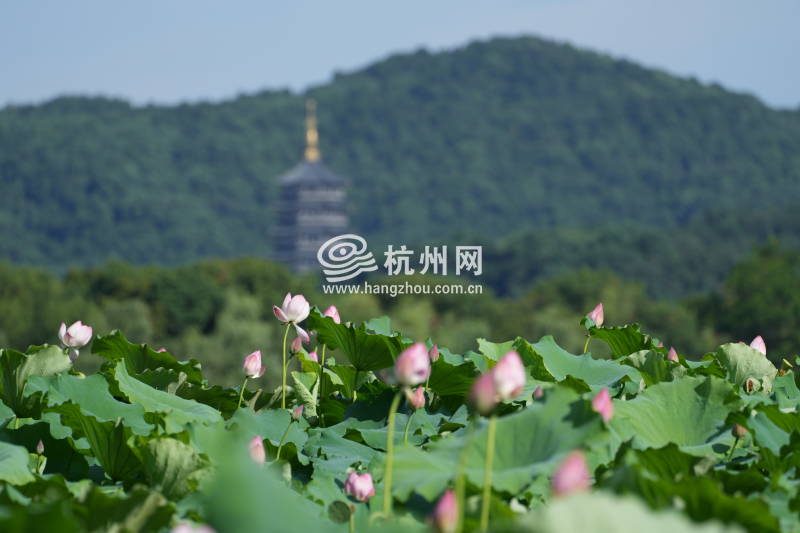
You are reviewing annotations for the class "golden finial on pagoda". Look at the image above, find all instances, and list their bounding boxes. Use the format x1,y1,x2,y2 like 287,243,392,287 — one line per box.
304,99,321,162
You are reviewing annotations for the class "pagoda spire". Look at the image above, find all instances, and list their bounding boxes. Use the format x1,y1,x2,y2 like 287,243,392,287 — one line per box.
304,99,321,162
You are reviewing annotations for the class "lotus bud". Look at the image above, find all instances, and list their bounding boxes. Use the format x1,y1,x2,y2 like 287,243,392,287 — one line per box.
290,336,303,354
243,350,265,378
292,405,305,421
323,305,341,324
405,387,426,410
587,303,604,327
592,388,614,422
249,436,266,465
469,371,498,416
430,489,458,533
533,386,544,399
552,451,591,496
394,342,431,386
273,292,310,324
732,424,748,438
36,440,44,455
493,351,526,400
749,336,766,356
656,341,664,348
344,471,375,502
667,347,679,362
307,350,319,363
156,347,168,353
58,321,93,348
429,344,440,362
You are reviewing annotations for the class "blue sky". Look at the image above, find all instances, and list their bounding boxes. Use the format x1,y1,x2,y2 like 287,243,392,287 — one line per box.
2,0,798,108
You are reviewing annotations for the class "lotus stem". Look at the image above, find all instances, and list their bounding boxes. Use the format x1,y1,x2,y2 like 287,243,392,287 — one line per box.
274,418,293,463
349,512,355,533
582,336,591,354
319,345,327,425
728,436,740,460
353,369,359,401
454,421,475,533
382,391,403,516
403,411,415,444
236,377,248,409
281,323,291,409
479,415,497,532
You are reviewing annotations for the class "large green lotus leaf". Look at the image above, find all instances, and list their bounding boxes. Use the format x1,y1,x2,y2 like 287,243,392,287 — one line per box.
589,324,657,359
476,338,515,362
133,437,210,500
92,330,203,386
306,310,405,371
304,427,380,475
525,336,640,390
712,343,778,390
26,373,153,436
228,408,309,464
80,485,175,533
623,350,675,386
0,441,34,484
393,388,603,499
0,345,71,416
75,415,143,481
610,376,740,455
518,491,742,533
112,361,222,433
428,349,480,397
772,372,800,410
0,420,89,479
746,404,800,455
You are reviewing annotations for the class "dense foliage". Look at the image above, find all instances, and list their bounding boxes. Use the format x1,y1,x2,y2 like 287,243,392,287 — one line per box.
5,243,800,387
2,36,799,297
0,303,798,532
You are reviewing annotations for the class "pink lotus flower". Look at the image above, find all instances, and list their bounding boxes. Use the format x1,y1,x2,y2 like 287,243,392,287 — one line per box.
552,451,591,496
394,343,431,386
430,489,458,533
405,387,426,410
292,405,305,421
493,351,526,400
429,344,440,362
36,440,44,455
58,321,93,348
587,303,604,327
249,436,266,465
156,347,168,353
533,386,544,399
344,471,375,502
307,350,319,363
323,305,341,324
592,388,613,422
656,341,664,348
290,336,303,354
171,523,217,533
469,371,498,416
732,424,748,438
667,347,679,362
243,350,265,378
273,293,311,342
749,335,766,356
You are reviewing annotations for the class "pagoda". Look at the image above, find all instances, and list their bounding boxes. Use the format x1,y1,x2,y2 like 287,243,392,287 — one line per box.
275,100,349,272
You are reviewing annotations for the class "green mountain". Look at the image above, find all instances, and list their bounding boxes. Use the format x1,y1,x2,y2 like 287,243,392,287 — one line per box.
2,36,799,294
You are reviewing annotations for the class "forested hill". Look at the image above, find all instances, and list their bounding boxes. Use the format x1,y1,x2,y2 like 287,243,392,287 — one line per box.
1,36,799,279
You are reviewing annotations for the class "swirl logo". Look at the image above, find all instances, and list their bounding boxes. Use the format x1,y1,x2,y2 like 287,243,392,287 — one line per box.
317,234,379,282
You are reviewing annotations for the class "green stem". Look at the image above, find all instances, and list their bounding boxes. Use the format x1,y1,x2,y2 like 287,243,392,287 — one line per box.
454,421,476,533
319,345,327,426
274,419,292,463
403,410,415,444
382,391,403,516
349,512,355,533
237,377,249,409
582,335,591,354
281,323,291,409
353,369,359,401
479,415,497,532
728,436,740,460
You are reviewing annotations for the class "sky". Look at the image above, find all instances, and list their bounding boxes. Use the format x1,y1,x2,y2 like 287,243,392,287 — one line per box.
1,0,798,109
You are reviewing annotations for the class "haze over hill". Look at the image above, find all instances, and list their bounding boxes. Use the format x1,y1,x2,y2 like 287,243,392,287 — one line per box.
1,36,799,295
